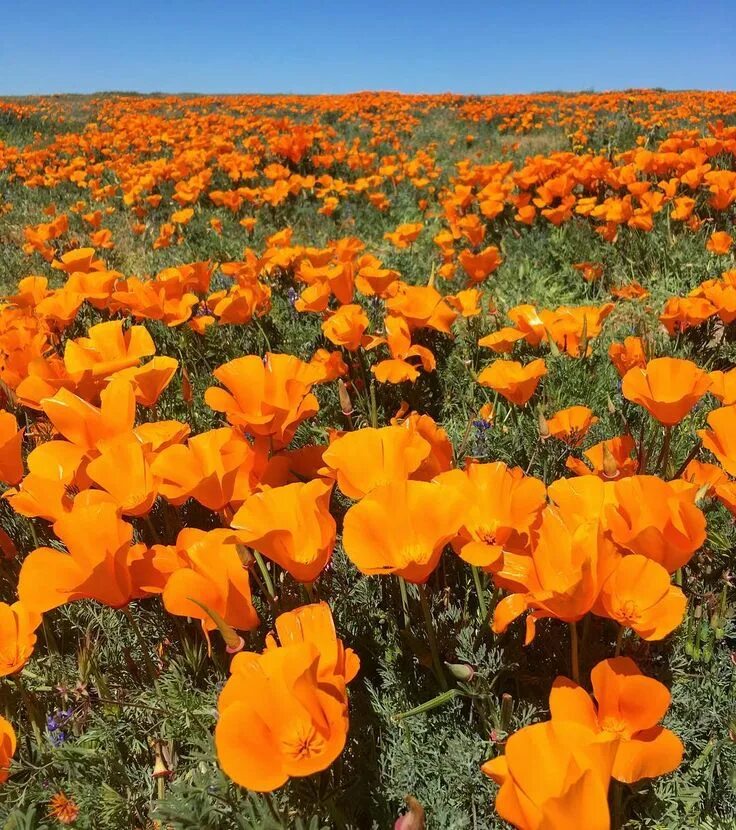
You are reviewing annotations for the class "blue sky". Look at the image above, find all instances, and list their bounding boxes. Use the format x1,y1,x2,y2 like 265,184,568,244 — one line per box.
2,0,734,95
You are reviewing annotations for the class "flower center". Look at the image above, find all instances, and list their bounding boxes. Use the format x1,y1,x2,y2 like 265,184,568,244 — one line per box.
282,722,326,761
618,599,641,624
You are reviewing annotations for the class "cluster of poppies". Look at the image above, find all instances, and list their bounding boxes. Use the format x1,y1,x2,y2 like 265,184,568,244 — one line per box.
0,91,735,827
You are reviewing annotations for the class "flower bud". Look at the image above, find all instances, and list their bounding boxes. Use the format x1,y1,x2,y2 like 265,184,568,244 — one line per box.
338,379,353,416
445,662,475,683
395,795,425,830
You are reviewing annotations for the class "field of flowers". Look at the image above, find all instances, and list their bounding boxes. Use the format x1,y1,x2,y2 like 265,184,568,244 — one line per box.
0,89,736,829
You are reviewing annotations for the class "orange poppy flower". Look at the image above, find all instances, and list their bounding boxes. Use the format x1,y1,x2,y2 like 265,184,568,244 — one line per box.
215,602,357,792
231,479,336,582
622,357,710,425
458,246,502,284
63,320,155,383
161,528,259,642
707,368,736,406
545,406,598,446
492,507,620,643
680,458,728,497
85,434,157,517
321,425,431,500
698,404,736,476
152,427,259,511
205,353,319,448
321,304,370,351
478,327,526,354
595,555,686,640
439,462,546,571
604,475,706,572
659,296,715,335
477,359,547,406
0,716,16,784
342,479,464,583
608,336,647,378
114,356,179,407
18,497,137,613
0,412,24,486
566,435,638,480
550,657,683,784
0,601,40,676
482,719,614,830
706,230,733,254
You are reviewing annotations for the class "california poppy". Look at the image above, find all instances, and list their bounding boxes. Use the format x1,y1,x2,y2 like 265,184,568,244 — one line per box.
698,404,736,476
0,412,24,486
622,357,710,425
545,406,598,447
0,601,40,676
231,479,336,582
321,425,431,500
482,719,614,830
604,475,706,572
477,359,547,406
215,602,357,792
595,555,686,640
342,479,464,583
0,716,16,784
205,353,319,448
550,657,683,784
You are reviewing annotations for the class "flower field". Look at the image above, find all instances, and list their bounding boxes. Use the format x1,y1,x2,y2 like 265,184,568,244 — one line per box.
1,89,736,828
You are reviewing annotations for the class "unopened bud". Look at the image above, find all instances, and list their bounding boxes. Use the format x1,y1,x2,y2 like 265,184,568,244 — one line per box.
152,740,171,779
445,662,475,683
500,692,514,733
338,379,353,416
395,795,425,830
606,395,617,415
538,409,550,439
602,443,619,479
187,598,243,653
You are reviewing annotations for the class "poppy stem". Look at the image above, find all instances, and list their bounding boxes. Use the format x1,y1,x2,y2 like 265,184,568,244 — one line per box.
569,621,580,684
27,518,38,549
471,566,488,621
615,626,625,657
655,425,673,476
252,550,277,602
672,440,701,481
418,584,448,691
122,606,159,685
398,576,410,629
611,779,625,829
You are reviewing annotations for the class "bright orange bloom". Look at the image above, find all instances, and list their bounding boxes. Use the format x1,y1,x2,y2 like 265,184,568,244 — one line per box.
458,245,502,284
384,284,457,333
0,716,16,784
85,434,157,517
48,792,80,825
622,357,710,425
595,555,686,639
161,528,259,641
482,719,614,830
566,435,638,480
659,296,715,335
0,601,40,676
604,475,706,572
321,425,432,500
439,462,546,571
550,657,683,784
321,304,370,351
114,356,179,407
0,412,24,485
205,353,319,448
708,367,736,406
492,507,620,643
63,320,155,383
698,404,736,476
231,479,336,582
545,406,598,446
608,336,647,378
478,327,526,354
18,497,138,613
215,602,358,792
152,427,259,511
477,359,547,406
706,230,733,254
342,479,464,583
680,458,729,497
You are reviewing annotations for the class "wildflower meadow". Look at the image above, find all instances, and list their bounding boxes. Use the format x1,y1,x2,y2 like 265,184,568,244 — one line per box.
0,89,736,829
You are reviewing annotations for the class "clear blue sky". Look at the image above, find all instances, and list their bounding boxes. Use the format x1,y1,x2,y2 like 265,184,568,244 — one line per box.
2,0,734,95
